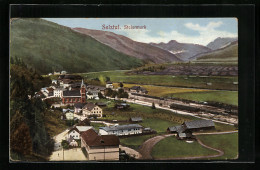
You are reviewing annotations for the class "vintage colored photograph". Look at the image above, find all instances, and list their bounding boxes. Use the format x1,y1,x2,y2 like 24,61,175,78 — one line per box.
9,18,238,162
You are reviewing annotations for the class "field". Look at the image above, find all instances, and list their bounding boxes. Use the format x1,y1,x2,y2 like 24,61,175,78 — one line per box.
96,99,236,132
167,91,238,106
113,83,210,97
151,136,218,159
79,70,238,91
120,135,156,150
196,133,238,160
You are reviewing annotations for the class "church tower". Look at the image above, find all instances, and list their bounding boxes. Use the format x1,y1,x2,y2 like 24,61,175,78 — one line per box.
80,79,86,103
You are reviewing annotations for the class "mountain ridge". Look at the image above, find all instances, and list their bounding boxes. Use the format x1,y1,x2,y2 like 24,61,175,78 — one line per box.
73,27,182,64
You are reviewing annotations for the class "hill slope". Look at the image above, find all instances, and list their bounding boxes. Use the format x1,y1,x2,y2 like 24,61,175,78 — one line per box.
73,28,181,64
150,40,211,61
191,41,238,63
206,37,238,50
10,18,144,74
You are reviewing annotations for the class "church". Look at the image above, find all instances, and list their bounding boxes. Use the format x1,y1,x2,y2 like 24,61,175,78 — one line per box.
62,79,86,104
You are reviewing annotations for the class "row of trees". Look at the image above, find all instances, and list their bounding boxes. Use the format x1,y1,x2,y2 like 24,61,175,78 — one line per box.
104,83,129,98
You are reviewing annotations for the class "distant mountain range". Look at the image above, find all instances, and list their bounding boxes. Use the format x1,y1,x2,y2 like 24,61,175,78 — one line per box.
190,41,238,62
206,37,238,50
150,40,211,61
73,28,181,64
10,18,238,75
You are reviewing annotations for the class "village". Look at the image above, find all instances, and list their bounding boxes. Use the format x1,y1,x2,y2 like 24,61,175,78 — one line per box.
32,71,238,161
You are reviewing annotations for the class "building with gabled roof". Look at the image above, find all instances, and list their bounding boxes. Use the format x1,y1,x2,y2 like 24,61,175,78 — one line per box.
99,124,142,136
67,126,93,140
81,129,119,161
82,102,102,118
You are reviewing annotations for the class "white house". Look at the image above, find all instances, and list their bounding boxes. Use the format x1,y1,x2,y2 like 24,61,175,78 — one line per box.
53,87,65,98
82,103,103,118
87,90,99,100
61,70,67,74
52,79,57,84
67,126,93,140
99,124,143,136
106,81,114,89
65,112,74,120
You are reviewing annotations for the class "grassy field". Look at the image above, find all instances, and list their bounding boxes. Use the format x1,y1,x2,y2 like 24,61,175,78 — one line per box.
167,91,238,106
151,136,218,159
113,83,210,97
44,110,68,137
120,134,156,150
196,133,238,160
79,70,238,91
98,99,236,132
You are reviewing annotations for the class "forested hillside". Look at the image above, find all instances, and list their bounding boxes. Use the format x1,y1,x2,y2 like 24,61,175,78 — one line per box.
10,57,53,161
10,18,143,75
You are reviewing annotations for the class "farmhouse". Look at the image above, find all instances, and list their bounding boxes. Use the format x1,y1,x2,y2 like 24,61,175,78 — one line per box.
129,86,148,94
67,126,93,140
62,80,86,104
82,102,103,118
81,129,120,161
99,124,142,136
167,120,215,139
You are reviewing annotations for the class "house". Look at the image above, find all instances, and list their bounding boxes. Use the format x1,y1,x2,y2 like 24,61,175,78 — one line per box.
87,90,99,100
129,117,143,122
65,112,74,120
106,81,113,89
67,126,93,140
82,103,103,118
53,87,65,98
62,80,86,104
99,124,142,136
167,120,215,139
129,86,148,94
74,103,86,114
62,108,74,113
182,119,215,132
52,79,57,84
48,73,53,76
61,79,73,88
61,70,67,74
81,129,120,161
54,71,61,75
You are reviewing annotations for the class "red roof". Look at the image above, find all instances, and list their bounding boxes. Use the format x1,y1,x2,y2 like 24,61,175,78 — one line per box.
81,129,119,147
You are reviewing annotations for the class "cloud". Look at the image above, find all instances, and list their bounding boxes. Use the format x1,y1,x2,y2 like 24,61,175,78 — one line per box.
117,21,237,46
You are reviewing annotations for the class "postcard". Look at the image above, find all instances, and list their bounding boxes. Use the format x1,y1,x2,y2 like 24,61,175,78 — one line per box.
9,17,238,162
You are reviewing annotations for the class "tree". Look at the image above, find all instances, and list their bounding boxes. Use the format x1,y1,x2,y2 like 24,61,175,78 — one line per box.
10,122,32,155
151,102,156,109
104,88,113,97
111,91,118,98
119,82,124,88
98,92,104,99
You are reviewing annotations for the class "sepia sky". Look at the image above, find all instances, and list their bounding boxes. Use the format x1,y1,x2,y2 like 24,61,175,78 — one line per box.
44,18,238,46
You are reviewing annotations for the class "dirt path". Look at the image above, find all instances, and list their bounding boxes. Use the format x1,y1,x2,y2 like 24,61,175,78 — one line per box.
138,134,174,159
119,145,142,159
138,131,238,160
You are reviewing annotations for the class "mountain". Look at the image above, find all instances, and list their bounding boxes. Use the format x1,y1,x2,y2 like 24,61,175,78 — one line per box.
206,37,238,50
149,40,212,61
190,41,238,63
10,18,144,75
73,28,181,64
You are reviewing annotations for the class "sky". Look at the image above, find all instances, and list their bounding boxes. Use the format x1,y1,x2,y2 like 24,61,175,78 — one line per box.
43,18,237,46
